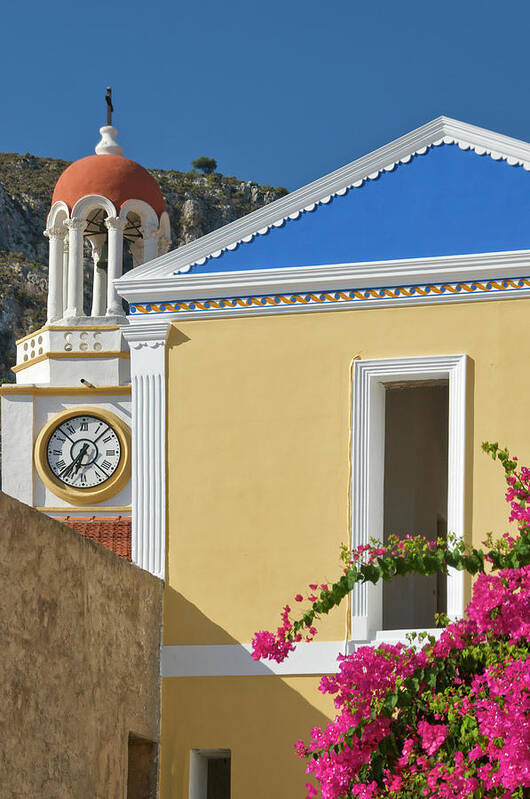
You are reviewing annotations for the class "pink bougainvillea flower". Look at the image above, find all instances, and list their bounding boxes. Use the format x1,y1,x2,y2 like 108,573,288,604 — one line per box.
417,721,448,755
252,444,530,798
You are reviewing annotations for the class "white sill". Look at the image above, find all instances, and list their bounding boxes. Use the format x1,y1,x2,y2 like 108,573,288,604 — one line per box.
346,628,443,654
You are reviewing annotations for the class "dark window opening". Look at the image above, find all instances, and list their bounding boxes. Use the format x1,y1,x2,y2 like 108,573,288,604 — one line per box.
190,750,231,799
207,756,230,799
127,733,157,799
383,382,448,630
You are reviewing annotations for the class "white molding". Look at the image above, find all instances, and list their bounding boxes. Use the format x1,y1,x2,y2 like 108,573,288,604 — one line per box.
161,641,345,677
47,201,69,228
118,251,530,324
116,116,530,284
123,320,171,342
351,355,467,640
346,628,443,654
123,321,171,579
71,194,117,221
119,249,530,302
161,633,449,677
118,198,159,229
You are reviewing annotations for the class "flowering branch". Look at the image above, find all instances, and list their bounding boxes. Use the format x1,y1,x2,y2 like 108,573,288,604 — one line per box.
252,443,530,798
252,442,530,664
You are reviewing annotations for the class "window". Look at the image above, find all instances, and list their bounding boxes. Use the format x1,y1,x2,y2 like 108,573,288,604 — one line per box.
351,355,467,641
189,750,231,799
383,381,448,630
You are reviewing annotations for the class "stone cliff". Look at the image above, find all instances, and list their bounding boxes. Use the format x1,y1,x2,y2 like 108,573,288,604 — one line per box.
0,151,287,383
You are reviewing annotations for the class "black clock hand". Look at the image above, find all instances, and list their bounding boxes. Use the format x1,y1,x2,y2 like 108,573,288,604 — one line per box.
60,457,80,479
73,443,89,475
60,456,78,479
60,444,88,479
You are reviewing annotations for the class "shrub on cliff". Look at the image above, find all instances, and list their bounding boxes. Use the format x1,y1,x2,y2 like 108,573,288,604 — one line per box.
191,156,217,175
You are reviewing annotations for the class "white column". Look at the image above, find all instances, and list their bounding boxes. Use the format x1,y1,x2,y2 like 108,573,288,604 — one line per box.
62,235,69,316
123,322,169,579
44,225,66,322
105,216,127,317
89,237,107,317
64,217,87,318
141,223,160,263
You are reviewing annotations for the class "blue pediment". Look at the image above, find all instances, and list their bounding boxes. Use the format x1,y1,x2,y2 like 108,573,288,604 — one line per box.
188,144,530,274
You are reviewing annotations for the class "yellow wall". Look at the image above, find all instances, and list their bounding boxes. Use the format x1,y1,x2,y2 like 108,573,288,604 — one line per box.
161,676,330,799
162,297,529,797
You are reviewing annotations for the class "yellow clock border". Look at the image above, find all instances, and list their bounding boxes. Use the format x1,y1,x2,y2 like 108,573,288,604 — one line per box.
34,406,131,505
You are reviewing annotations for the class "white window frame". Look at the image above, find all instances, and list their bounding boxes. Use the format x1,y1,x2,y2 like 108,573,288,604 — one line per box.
189,749,231,799
350,354,467,641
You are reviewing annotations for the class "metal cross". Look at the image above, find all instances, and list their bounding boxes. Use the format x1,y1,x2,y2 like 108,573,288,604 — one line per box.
106,87,113,126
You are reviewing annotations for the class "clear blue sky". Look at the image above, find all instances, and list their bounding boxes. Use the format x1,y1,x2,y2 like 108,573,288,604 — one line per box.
2,0,530,190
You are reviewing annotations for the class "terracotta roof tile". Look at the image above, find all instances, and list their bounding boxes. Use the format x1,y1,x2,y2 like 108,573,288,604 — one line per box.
59,516,132,560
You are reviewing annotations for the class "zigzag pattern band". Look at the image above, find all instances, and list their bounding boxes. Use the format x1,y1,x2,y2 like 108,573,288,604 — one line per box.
130,277,530,315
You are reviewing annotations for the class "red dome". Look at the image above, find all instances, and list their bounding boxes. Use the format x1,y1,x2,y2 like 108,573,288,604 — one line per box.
52,154,165,218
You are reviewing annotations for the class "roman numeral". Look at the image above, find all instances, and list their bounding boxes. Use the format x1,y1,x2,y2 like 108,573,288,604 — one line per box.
106,450,115,456
56,459,65,469
80,422,88,431
101,460,111,470
65,424,75,435
102,435,113,443
52,449,61,455
56,437,66,443
80,474,87,484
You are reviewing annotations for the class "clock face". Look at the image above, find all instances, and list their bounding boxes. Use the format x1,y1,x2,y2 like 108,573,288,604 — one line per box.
46,414,122,489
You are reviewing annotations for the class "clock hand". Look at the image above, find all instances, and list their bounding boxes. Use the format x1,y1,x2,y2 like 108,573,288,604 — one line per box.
73,443,89,475
60,456,80,479
60,444,89,479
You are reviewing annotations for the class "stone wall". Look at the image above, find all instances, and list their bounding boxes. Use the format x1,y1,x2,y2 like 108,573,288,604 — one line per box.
0,492,163,799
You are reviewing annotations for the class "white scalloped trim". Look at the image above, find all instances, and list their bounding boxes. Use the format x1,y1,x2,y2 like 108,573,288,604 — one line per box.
176,139,530,274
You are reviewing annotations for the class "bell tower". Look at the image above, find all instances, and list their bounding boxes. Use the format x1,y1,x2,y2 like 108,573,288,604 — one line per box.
1,99,170,546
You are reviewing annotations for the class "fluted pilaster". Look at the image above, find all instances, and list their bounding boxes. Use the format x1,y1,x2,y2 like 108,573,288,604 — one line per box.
123,323,170,579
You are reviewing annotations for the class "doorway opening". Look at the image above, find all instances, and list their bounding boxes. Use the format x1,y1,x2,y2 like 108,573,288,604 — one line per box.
127,733,157,799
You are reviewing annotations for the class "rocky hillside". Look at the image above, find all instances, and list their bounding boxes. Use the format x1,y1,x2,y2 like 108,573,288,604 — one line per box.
0,152,287,383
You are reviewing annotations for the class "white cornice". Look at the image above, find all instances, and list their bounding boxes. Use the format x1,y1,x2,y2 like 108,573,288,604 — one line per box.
116,116,530,288
119,249,530,306
122,320,171,345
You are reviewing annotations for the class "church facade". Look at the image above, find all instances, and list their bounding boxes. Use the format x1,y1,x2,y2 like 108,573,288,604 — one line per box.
2,115,530,797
